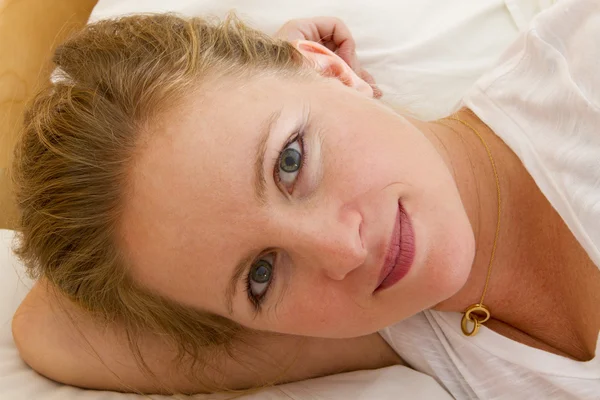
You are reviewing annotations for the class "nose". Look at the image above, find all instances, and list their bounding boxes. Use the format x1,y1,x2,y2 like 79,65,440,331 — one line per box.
283,204,367,281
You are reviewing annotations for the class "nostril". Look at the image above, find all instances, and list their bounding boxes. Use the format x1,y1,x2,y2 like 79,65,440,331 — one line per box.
358,218,365,250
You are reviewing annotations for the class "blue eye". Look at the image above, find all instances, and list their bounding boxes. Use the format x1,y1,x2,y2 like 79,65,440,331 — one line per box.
246,255,275,310
276,133,305,194
280,146,301,173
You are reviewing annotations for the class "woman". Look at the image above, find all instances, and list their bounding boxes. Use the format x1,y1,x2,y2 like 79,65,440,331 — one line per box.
11,0,599,398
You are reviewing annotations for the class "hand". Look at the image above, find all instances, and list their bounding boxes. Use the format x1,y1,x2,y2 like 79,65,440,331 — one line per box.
274,17,382,98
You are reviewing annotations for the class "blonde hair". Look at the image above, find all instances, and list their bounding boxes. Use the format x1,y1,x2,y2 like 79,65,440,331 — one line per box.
12,13,306,393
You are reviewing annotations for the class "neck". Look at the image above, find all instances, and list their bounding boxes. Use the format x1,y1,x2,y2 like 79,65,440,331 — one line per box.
411,108,511,314
409,108,599,360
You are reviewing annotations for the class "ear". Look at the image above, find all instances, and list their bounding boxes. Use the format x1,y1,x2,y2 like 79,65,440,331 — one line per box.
292,39,374,98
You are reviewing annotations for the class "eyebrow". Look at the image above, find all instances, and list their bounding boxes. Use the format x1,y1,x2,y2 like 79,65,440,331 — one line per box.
224,110,282,315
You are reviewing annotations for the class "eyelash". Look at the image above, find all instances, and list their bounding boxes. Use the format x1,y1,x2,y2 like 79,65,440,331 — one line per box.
245,253,276,312
272,131,308,194
245,131,308,312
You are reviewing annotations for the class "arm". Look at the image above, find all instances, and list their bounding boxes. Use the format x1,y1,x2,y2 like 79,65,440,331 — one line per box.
12,281,402,394
0,0,98,230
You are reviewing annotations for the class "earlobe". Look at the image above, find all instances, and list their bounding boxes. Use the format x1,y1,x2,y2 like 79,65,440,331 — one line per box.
292,40,374,98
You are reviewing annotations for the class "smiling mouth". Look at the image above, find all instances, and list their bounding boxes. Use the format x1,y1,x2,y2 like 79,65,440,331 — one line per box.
374,201,415,292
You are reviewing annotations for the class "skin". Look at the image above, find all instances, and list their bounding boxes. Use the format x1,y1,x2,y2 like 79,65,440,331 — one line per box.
12,40,599,394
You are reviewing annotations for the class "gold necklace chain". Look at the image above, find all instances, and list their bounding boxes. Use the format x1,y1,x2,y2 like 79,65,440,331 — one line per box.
440,115,502,336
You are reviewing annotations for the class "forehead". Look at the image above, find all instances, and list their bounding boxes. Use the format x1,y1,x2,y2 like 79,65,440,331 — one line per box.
118,75,305,307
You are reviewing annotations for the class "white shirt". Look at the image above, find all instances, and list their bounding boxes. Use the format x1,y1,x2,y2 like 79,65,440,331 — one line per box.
379,1,600,398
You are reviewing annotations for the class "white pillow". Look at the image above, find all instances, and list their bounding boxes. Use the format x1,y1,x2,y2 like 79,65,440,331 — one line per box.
1,1,556,398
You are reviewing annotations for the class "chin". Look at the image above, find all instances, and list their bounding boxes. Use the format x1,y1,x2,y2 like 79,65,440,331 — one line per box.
429,227,476,310
413,205,477,308
377,253,474,329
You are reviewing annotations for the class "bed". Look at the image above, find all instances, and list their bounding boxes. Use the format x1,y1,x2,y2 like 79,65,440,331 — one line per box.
0,0,555,398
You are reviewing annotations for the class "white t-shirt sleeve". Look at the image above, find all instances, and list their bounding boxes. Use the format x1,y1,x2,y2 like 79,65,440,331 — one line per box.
462,0,600,269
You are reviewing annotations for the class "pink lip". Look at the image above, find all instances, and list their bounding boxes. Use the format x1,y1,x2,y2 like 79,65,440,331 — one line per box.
374,202,415,292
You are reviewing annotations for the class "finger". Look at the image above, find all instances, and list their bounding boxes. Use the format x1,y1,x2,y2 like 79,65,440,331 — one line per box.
359,69,382,99
273,20,309,41
274,18,360,72
323,40,338,52
359,69,376,87
308,17,357,69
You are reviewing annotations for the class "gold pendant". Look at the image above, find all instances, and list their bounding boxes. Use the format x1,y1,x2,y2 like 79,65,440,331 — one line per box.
461,303,491,336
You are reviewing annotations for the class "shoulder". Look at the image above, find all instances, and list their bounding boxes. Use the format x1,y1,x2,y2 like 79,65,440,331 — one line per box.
460,0,600,270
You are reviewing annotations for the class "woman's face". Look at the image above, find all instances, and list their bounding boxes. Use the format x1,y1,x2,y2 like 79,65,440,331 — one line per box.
121,70,476,338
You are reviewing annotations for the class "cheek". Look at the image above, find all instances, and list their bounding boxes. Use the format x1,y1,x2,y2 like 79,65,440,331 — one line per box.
262,283,366,337
322,131,398,196
425,206,476,296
